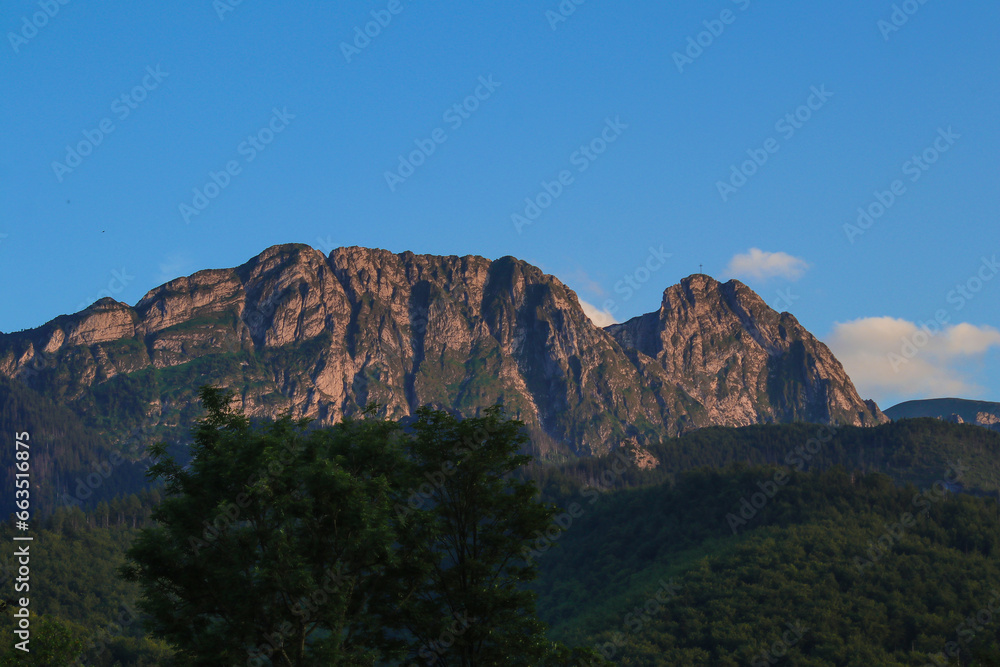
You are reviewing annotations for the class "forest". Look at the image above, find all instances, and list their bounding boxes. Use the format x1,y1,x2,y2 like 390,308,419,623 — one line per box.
3,389,1000,664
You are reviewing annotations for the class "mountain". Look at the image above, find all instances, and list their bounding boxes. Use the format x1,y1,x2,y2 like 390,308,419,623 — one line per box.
886,397,1000,432
606,274,887,429
0,244,885,459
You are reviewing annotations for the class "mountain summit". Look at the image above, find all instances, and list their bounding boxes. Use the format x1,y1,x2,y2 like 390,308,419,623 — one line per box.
0,244,885,457
608,274,886,429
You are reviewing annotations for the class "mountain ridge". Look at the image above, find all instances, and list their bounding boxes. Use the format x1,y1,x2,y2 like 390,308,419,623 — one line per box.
0,243,886,457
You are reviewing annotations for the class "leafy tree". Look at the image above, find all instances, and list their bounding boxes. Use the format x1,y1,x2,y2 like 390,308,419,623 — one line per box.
121,389,606,665
121,388,411,665
0,614,86,666
394,406,594,666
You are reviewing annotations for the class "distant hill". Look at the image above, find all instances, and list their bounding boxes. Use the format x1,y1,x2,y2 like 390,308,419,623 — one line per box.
532,465,1000,665
885,398,1000,431
531,418,1000,498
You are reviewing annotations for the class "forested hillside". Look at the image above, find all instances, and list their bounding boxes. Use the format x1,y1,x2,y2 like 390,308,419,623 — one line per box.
0,500,172,665
532,466,1000,666
530,418,1000,499
3,416,1000,664
0,378,159,518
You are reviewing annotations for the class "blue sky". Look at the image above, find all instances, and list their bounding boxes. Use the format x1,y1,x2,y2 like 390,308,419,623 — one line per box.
2,0,998,409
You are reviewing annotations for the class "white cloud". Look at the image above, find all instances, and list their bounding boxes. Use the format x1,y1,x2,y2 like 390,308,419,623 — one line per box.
579,298,617,327
826,317,1000,401
943,322,1000,355
726,248,809,282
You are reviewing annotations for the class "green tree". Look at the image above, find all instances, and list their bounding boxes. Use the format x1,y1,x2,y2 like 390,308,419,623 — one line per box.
122,390,598,665
121,388,411,665
0,614,86,666
395,406,589,666
124,494,142,529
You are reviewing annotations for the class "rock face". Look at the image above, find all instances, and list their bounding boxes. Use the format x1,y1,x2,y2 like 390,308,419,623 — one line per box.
0,245,886,458
977,412,1000,428
606,275,888,429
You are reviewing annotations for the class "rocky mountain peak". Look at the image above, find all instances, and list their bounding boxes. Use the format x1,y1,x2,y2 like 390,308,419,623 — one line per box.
608,273,886,428
0,244,886,457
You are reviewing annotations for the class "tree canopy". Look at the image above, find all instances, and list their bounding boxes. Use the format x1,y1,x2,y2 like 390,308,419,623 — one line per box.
121,388,606,666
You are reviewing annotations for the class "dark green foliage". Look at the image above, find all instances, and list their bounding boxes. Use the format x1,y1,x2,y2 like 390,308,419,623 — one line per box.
394,406,571,665
0,377,156,518
532,465,1000,666
527,419,1000,505
0,614,86,666
120,389,592,665
10,382,1000,665
121,387,411,665
0,505,173,665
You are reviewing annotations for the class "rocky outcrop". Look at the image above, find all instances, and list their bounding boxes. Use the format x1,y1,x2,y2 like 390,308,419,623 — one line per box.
605,275,887,428
977,412,1000,428
0,245,886,457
